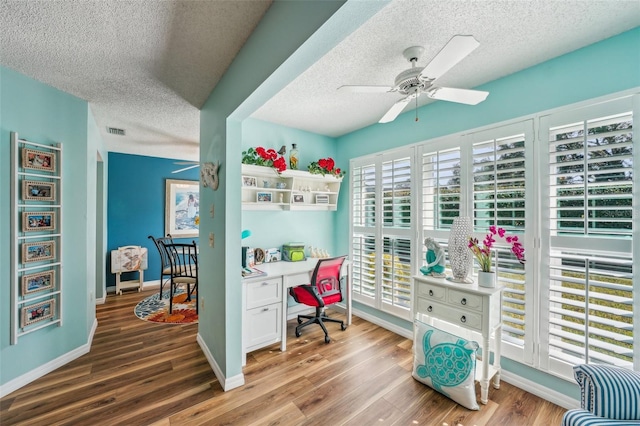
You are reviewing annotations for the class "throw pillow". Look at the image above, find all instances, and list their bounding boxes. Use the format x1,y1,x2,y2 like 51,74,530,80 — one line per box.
412,319,479,410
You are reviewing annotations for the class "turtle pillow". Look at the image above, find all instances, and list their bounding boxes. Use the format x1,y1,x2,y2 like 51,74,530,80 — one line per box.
412,319,480,410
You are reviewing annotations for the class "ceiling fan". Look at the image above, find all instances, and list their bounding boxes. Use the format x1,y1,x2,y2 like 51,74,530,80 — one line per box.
338,35,489,123
172,161,199,174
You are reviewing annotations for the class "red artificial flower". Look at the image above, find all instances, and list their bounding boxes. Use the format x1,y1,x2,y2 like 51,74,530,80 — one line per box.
273,156,287,173
266,148,277,160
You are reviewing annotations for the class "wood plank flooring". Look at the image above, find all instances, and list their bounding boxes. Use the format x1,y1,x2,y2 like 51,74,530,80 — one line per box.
1,289,567,425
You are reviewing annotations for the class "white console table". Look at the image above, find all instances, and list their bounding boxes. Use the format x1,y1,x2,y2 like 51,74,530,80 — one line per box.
241,258,351,365
413,274,503,404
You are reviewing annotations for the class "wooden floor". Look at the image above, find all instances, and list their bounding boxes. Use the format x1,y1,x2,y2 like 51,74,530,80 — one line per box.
1,289,567,426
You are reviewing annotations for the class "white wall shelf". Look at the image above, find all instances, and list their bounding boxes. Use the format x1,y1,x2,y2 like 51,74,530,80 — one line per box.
241,164,342,211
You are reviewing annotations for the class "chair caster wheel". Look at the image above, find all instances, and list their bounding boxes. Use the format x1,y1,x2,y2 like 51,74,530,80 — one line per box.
325,336,331,344
295,330,301,338
341,323,347,331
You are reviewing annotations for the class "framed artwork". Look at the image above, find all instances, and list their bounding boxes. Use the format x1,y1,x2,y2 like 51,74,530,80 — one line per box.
22,211,56,232
315,194,329,204
165,179,199,238
293,194,305,203
22,180,56,202
257,191,272,203
22,269,55,295
21,298,56,327
22,240,56,263
242,175,257,187
22,148,56,172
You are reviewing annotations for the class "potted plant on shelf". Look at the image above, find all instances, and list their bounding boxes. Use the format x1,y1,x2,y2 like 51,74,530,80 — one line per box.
308,157,345,178
468,225,525,287
242,147,287,173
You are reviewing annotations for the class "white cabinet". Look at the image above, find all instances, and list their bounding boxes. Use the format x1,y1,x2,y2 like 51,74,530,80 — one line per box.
243,277,283,353
241,164,342,211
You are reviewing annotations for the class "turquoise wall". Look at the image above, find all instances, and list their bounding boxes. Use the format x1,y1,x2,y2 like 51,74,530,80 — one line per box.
106,152,200,287
241,118,341,253
199,0,387,384
0,66,98,386
334,27,640,398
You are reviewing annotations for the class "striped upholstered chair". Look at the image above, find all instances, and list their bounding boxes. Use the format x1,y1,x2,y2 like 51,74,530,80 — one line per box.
562,364,640,426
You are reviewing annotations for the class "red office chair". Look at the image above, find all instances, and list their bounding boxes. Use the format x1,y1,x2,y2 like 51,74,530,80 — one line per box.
289,256,347,343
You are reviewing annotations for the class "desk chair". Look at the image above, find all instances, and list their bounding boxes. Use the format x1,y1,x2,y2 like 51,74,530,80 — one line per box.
289,256,347,343
159,240,198,314
148,234,174,299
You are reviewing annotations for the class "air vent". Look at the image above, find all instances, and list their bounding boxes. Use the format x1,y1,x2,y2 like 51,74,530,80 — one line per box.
106,127,126,136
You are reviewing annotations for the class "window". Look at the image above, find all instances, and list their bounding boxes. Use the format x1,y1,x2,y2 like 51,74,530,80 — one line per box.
350,149,415,318
350,93,638,381
540,101,635,377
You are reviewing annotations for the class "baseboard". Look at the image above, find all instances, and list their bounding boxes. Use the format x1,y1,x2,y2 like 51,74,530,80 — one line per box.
351,306,413,340
196,333,245,392
500,370,579,410
0,318,98,398
106,280,159,295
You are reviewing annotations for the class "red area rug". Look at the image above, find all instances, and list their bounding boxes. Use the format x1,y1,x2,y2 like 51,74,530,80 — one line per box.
134,290,198,324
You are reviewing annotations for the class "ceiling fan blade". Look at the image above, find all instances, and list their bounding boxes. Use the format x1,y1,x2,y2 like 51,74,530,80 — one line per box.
420,35,480,81
172,164,200,174
427,87,489,105
174,161,199,165
379,95,413,123
338,85,392,93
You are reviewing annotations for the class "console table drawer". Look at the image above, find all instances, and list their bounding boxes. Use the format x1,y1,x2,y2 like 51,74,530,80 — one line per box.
447,289,483,312
417,298,483,332
416,282,446,301
246,277,282,309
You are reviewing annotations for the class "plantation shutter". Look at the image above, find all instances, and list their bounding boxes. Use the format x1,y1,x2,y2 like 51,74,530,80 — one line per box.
380,156,413,315
351,163,376,301
421,148,461,231
350,149,415,319
541,102,635,377
467,121,533,362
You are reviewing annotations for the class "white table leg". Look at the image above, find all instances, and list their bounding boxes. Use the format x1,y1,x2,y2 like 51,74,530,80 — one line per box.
480,334,490,404
346,263,352,326
493,324,502,389
280,284,288,352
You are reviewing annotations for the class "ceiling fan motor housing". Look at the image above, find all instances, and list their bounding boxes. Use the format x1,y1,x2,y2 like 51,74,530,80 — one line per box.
394,67,431,95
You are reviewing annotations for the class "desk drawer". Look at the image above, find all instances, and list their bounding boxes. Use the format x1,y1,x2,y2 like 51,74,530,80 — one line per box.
246,277,282,309
285,272,312,287
417,298,483,332
415,281,445,302
447,289,483,312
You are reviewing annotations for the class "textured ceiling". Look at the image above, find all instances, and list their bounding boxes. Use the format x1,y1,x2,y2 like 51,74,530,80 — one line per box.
1,1,639,160
252,0,640,137
0,0,272,160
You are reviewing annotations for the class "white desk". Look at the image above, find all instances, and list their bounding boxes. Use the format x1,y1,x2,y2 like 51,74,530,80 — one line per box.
413,274,503,405
241,258,351,364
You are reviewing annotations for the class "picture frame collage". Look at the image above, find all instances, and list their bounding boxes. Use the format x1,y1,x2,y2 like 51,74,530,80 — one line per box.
17,143,60,331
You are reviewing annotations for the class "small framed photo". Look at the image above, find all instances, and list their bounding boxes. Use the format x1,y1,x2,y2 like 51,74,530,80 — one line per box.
22,269,55,295
257,191,272,203
22,180,56,202
21,298,56,327
242,175,257,187
315,194,329,204
22,148,56,173
293,194,305,203
22,211,56,232
22,240,56,263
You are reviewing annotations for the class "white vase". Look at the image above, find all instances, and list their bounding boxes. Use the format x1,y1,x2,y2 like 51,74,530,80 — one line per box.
477,271,496,288
448,217,473,283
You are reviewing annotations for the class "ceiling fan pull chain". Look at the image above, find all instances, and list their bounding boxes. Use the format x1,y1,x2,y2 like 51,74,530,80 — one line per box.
415,90,419,122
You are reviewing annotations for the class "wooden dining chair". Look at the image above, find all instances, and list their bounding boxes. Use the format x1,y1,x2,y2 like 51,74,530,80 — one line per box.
159,240,198,313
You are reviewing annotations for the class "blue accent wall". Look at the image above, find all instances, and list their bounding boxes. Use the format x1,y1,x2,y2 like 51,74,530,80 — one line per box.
106,152,200,287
